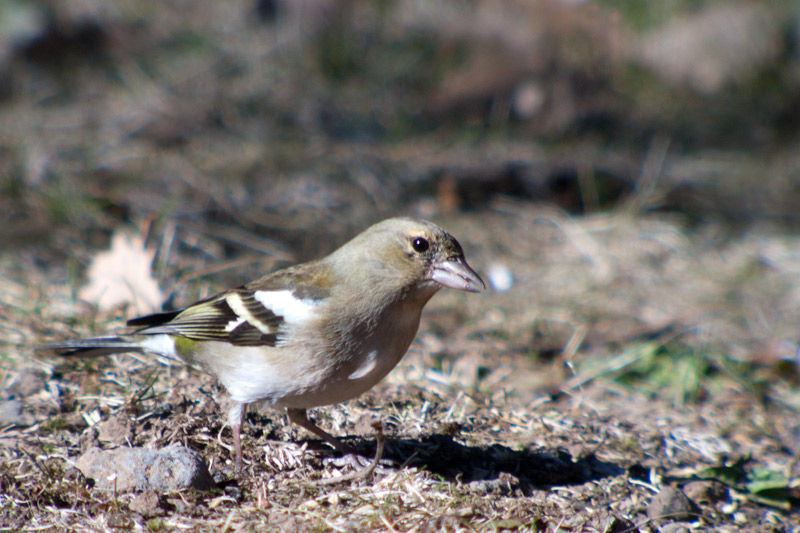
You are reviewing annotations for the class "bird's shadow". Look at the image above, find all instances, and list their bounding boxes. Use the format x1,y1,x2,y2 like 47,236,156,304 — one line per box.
353,434,624,493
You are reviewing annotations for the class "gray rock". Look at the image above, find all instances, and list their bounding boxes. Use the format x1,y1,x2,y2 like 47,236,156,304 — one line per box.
659,523,691,533
647,486,698,522
0,399,23,426
96,415,133,446
682,480,727,504
76,445,215,492
128,490,162,515
8,367,46,397
0,398,36,426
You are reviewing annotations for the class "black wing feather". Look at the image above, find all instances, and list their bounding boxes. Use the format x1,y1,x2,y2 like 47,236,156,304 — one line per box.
127,310,182,328
131,290,285,347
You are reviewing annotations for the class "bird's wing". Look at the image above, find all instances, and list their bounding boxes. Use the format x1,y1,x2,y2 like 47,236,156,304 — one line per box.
129,264,332,347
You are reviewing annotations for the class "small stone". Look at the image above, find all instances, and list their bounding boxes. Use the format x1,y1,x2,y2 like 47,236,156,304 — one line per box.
0,399,23,426
660,523,691,533
647,486,697,522
97,415,133,446
683,480,727,504
467,472,520,496
76,445,215,492
128,490,162,516
8,367,46,397
0,398,36,426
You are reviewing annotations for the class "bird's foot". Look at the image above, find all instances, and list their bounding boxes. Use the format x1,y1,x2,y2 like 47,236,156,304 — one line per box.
315,421,392,484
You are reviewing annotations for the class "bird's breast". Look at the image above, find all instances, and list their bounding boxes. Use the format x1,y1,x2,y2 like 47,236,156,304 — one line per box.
209,293,431,409
275,298,425,408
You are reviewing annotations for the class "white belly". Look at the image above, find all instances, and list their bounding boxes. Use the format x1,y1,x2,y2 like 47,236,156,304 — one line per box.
203,300,425,409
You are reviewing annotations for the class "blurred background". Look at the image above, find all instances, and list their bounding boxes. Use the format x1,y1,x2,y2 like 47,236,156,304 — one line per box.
2,0,799,242
3,0,800,394
3,0,800,525
3,0,800,359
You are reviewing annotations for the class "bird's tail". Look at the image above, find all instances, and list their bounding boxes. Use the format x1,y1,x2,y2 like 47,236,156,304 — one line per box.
37,337,143,358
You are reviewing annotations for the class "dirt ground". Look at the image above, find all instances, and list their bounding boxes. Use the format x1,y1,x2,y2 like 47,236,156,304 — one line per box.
2,1,800,531
4,207,800,531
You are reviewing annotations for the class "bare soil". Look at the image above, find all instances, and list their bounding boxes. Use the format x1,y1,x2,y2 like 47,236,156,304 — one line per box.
2,1,800,531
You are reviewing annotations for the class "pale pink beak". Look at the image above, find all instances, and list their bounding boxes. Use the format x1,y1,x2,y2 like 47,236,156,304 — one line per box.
432,257,485,293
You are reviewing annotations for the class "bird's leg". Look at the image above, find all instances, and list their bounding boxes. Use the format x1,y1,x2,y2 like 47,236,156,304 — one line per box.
287,408,356,455
312,420,387,486
229,402,247,471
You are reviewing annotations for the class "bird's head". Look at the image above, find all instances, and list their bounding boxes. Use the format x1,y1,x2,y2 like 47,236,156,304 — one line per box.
330,218,485,297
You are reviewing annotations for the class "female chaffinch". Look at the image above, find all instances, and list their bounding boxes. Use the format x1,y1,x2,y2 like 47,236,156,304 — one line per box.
41,217,484,469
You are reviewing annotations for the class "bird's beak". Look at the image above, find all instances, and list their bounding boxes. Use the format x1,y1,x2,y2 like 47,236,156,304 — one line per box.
432,257,485,293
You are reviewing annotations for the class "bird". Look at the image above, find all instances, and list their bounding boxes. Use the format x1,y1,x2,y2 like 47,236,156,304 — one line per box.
39,217,484,470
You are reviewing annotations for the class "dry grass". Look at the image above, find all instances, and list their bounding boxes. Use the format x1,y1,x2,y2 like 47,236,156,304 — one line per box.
2,0,800,530
3,207,800,531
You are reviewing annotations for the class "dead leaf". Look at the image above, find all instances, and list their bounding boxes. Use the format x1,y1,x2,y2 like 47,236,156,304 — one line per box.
78,232,162,313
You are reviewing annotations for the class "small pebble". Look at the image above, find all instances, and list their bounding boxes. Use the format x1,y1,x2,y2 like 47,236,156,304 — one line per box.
660,523,691,533
128,490,162,516
0,400,23,426
647,486,697,522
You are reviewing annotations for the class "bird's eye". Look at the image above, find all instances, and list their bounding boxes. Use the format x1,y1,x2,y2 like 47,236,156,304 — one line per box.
412,237,429,253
